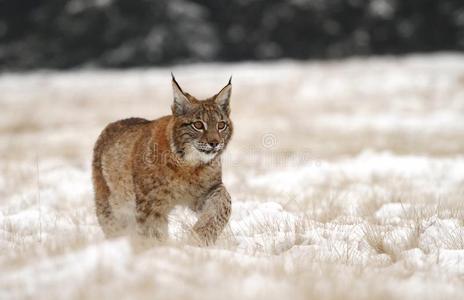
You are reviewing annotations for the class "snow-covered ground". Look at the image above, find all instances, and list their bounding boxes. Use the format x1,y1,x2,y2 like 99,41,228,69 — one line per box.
1,53,464,299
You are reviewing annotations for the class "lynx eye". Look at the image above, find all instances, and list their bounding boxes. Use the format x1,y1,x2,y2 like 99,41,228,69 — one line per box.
192,121,205,131
217,121,227,131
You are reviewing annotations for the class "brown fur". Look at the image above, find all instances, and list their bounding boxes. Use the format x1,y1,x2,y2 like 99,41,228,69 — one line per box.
92,77,233,245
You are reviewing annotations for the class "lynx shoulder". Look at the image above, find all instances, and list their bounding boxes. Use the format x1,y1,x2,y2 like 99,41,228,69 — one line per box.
92,75,233,245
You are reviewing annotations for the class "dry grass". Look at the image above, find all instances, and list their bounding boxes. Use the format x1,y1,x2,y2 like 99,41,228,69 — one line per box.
1,54,464,299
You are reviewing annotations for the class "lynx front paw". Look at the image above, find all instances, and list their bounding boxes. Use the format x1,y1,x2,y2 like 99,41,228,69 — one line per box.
193,184,232,246
193,223,219,246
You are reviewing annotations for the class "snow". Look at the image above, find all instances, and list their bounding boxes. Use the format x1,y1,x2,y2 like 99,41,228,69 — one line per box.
438,250,464,274
1,54,464,299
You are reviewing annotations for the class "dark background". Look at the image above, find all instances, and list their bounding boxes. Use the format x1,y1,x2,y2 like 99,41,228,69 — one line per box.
1,0,464,70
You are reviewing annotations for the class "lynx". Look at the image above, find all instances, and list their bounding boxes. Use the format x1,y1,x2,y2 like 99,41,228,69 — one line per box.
92,75,233,245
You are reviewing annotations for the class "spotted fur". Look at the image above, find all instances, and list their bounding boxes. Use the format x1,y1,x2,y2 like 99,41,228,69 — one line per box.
92,76,233,245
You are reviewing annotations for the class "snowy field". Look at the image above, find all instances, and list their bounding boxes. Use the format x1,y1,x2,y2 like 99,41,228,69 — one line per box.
1,54,464,299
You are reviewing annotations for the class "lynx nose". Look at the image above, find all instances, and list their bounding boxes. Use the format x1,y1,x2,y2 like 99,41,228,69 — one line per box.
208,142,219,149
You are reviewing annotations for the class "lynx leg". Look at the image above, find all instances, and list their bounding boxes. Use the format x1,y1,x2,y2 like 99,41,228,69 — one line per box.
95,192,129,238
193,184,232,245
93,162,125,237
95,191,114,237
135,193,169,240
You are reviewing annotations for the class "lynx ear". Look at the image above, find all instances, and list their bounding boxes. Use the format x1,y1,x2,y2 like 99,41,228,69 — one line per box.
171,73,192,115
215,77,232,115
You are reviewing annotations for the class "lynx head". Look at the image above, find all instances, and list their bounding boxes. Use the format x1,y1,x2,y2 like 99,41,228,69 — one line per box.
170,74,233,164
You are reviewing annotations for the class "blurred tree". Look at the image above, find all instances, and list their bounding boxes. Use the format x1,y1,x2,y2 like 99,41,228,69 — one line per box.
0,0,463,69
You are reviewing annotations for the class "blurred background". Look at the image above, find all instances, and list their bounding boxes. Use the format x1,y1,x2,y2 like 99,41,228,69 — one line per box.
1,0,464,70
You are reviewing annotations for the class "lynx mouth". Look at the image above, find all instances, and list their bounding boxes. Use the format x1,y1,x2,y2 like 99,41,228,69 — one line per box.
194,143,221,155
197,148,216,154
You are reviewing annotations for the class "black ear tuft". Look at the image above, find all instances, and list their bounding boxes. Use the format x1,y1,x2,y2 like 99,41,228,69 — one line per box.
171,72,185,94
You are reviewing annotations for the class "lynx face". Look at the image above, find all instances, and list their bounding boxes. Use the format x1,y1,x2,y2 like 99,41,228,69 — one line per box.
170,76,233,163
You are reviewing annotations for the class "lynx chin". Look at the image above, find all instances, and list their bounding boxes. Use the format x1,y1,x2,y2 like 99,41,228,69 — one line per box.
92,75,233,245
